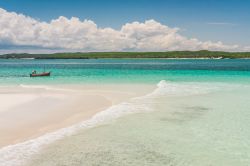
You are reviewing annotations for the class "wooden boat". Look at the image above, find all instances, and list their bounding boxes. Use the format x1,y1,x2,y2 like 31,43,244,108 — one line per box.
30,72,51,77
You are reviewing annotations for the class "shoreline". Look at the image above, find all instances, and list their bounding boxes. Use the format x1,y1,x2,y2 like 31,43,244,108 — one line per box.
0,84,155,148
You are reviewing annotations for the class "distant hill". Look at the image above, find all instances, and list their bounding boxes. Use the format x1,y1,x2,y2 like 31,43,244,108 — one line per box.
1,50,250,59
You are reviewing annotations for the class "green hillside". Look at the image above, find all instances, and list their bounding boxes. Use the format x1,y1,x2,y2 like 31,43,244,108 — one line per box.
1,50,250,59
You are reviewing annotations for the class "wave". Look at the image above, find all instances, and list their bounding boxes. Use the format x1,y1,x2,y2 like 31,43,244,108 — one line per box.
150,80,219,97
0,80,220,166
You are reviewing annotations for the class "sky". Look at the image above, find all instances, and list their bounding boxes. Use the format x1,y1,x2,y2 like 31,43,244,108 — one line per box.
0,0,250,53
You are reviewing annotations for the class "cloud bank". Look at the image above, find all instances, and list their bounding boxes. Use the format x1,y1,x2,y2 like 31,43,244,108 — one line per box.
0,8,248,53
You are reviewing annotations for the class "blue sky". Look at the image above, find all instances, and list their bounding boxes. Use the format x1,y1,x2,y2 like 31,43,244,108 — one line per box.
0,0,250,53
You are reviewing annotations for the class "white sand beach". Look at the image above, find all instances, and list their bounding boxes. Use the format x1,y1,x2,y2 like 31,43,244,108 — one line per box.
0,84,155,148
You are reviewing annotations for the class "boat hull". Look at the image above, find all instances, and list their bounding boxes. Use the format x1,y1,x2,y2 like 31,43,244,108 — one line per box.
30,72,51,77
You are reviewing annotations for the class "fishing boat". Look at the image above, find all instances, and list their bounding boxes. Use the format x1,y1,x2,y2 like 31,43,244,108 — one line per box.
30,72,51,77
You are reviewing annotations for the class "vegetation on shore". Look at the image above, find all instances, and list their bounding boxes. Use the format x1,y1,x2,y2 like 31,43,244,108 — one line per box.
1,50,250,59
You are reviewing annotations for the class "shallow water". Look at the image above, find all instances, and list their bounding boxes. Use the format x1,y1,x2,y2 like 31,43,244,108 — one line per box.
26,81,250,166
0,59,250,166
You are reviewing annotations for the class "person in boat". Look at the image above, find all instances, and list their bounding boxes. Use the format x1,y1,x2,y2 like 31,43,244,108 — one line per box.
32,70,36,74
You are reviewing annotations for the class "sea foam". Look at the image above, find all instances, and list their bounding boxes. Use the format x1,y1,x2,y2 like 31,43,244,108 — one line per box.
150,80,219,97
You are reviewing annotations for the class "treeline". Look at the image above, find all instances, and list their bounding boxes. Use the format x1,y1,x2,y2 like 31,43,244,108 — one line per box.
1,50,250,59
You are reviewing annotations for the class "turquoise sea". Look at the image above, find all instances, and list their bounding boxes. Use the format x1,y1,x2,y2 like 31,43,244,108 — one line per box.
0,59,250,84
0,59,250,166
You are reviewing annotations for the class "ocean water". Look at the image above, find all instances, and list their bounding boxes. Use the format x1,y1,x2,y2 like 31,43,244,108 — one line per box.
0,59,250,85
0,59,250,166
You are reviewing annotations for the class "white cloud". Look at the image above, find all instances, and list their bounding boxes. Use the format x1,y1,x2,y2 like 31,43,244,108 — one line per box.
0,8,248,53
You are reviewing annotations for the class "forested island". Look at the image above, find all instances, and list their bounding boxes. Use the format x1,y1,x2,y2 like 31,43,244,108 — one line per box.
1,50,250,59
